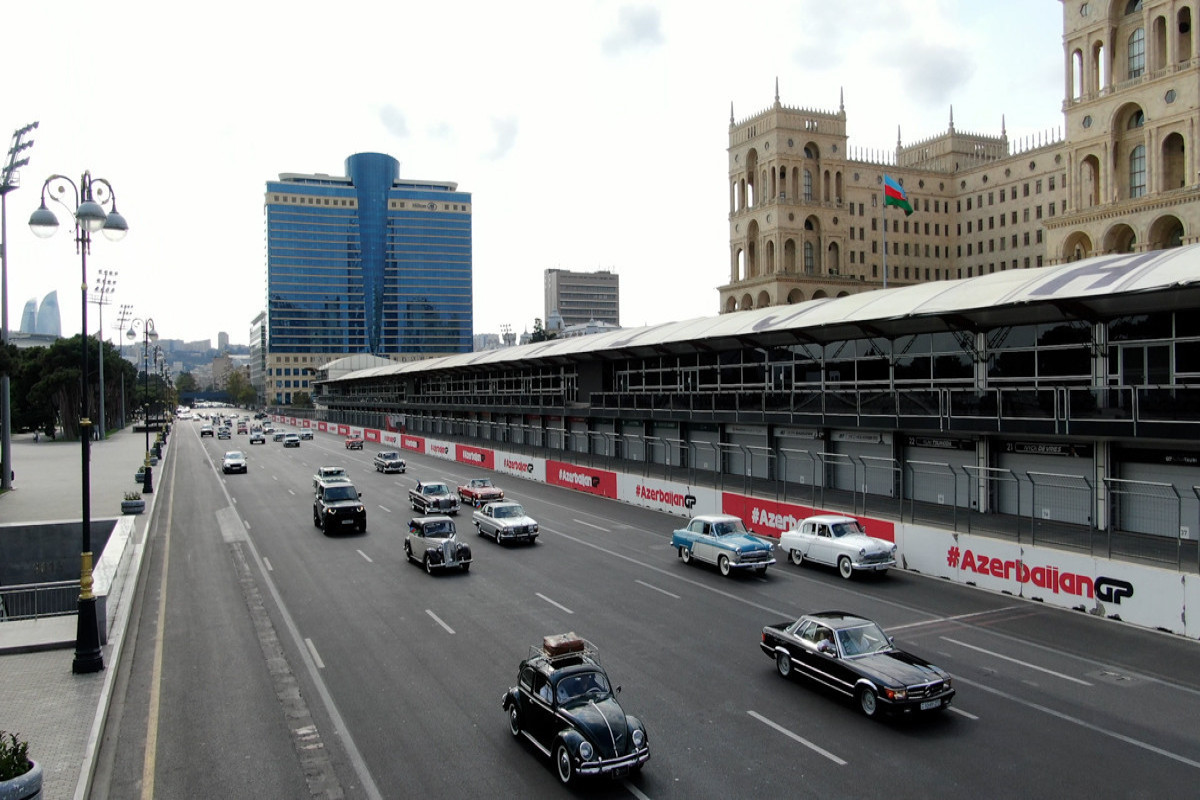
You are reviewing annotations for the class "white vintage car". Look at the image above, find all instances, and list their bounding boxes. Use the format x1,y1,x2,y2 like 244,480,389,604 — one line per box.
405,515,472,574
778,515,896,579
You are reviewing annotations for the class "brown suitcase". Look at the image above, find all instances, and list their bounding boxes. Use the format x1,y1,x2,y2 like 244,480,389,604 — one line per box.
543,632,584,657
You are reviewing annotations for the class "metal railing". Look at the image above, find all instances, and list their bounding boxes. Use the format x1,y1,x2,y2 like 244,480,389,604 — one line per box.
0,580,78,621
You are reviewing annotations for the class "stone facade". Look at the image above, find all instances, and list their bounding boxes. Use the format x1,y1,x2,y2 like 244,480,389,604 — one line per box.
722,1,1200,312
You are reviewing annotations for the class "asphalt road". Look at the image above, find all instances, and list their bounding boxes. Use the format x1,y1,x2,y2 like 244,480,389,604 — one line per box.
93,416,1200,799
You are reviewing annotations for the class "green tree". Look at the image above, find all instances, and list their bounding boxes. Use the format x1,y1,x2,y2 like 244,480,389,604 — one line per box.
174,371,198,396
226,370,257,407
291,391,312,408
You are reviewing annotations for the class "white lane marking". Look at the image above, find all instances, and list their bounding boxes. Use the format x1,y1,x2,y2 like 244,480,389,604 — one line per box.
305,638,326,669
889,606,1026,630
623,779,653,800
379,505,392,514
957,675,1200,770
232,496,238,504
747,710,846,766
426,609,455,634
948,706,978,720
574,519,609,531
357,550,373,563
263,558,273,572
537,593,574,614
244,519,251,530
942,637,1093,686
635,580,680,599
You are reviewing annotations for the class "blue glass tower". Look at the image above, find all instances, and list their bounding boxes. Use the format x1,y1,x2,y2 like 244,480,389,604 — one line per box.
264,153,472,360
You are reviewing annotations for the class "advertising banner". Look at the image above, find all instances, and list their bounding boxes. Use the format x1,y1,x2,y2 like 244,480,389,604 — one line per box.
616,474,719,518
546,460,618,499
379,429,403,447
899,524,1189,635
493,451,546,483
456,444,495,470
400,434,426,454
426,439,454,461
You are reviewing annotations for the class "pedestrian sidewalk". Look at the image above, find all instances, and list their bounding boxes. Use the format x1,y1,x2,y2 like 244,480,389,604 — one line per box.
0,426,166,800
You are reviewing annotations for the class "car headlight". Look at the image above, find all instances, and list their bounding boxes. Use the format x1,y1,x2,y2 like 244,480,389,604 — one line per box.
632,729,644,748
858,548,866,557
884,687,907,701
578,741,593,761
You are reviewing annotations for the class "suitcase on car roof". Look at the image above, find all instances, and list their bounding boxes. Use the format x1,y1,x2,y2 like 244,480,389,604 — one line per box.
543,632,584,657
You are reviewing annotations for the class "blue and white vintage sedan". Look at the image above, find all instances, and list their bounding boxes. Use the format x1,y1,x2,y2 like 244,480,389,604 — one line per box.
670,514,775,577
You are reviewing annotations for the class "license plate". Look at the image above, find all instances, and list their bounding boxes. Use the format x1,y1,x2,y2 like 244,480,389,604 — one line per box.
610,766,629,778
920,699,942,711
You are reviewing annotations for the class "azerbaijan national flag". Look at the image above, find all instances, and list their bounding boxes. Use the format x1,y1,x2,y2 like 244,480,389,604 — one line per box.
883,175,913,216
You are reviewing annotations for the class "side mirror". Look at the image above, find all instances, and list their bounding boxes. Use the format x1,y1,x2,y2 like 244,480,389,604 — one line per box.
615,685,622,694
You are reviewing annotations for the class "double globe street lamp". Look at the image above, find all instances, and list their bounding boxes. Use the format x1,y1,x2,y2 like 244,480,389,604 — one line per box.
29,171,128,674
126,317,157,492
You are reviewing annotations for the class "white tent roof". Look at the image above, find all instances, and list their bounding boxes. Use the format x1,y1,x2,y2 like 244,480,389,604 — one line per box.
328,246,1200,383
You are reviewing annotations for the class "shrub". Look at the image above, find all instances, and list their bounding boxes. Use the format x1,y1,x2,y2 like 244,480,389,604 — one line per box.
124,491,142,501
0,730,31,780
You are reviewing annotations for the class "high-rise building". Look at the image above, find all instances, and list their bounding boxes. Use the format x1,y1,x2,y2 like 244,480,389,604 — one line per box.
544,269,619,328
218,331,229,352
18,291,62,337
260,152,473,405
721,1,1199,311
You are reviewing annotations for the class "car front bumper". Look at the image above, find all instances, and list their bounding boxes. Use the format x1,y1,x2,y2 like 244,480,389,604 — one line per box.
577,747,650,777
884,688,955,714
851,556,896,572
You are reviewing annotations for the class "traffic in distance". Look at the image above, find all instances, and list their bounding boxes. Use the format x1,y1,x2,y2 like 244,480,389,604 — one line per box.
182,406,1200,797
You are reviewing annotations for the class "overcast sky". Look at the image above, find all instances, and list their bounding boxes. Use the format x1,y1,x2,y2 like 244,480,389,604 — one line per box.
0,0,1065,349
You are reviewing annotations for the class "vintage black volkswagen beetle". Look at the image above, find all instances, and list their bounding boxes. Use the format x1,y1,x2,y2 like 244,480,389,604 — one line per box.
502,634,649,785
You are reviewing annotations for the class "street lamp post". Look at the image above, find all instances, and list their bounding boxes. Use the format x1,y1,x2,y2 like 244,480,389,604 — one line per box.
126,317,157,492
1,121,38,494
29,170,128,675
116,303,132,429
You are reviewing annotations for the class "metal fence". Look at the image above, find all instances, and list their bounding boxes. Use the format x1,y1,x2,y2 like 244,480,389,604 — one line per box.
383,413,1200,572
0,580,79,621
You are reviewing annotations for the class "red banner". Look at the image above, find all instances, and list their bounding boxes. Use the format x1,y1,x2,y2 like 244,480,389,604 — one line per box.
401,434,426,454
456,444,495,470
546,460,617,499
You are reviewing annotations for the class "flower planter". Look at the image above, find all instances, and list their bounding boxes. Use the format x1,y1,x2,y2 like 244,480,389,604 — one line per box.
0,759,43,800
121,500,145,515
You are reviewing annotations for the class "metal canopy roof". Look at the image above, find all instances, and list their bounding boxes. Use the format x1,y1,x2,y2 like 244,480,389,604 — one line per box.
327,246,1200,385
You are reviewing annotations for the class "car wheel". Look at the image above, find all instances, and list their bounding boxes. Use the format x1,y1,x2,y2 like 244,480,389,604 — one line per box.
718,554,732,577
461,562,470,573
424,554,434,575
404,541,412,562
776,651,792,678
508,704,521,737
790,549,804,566
555,742,574,786
313,510,321,528
838,556,854,580
858,686,879,718
679,546,691,564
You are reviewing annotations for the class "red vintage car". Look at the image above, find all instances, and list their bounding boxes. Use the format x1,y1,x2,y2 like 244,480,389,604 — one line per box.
458,477,504,506
344,435,364,450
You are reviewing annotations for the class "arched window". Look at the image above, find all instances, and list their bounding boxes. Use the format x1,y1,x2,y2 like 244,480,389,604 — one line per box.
1128,109,1145,128
1128,28,1145,78
1125,0,1143,13
1130,144,1147,198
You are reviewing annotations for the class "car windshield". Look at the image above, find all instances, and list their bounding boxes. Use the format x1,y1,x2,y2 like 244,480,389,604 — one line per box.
425,484,449,494
712,519,748,536
321,468,346,478
380,453,397,460
472,479,493,488
494,505,524,518
836,623,891,656
830,521,866,537
225,452,244,460
422,521,454,536
555,670,611,705
324,486,357,501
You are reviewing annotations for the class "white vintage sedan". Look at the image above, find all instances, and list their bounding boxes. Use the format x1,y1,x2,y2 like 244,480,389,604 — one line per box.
778,514,896,579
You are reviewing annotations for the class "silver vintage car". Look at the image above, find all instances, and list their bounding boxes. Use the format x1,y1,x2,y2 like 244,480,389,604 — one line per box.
778,515,896,579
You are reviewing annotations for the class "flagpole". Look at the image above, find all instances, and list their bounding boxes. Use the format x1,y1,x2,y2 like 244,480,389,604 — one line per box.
881,191,888,290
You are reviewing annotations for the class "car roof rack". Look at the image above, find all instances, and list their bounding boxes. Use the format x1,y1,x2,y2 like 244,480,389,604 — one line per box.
529,632,599,667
